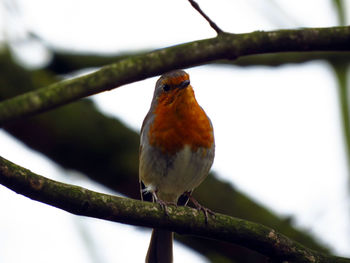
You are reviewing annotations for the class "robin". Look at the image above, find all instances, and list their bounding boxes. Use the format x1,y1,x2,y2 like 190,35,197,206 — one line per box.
139,70,215,263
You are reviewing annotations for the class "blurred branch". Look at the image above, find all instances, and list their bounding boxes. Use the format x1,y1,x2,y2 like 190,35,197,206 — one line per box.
220,51,350,67
0,155,348,263
0,26,350,126
333,0,346,26
46,50,350,74
331,0,350,185
46,50,143,74
332,62,350,174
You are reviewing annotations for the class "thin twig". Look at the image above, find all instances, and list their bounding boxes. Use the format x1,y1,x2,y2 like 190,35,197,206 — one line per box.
187,0,224,34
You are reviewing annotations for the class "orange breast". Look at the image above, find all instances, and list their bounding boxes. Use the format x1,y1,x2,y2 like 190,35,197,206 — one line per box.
148,86,214,155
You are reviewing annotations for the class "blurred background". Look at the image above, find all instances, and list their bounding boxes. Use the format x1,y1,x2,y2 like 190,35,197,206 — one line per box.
0,0,350,262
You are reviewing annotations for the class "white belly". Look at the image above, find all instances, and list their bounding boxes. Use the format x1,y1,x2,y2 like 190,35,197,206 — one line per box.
139,144,214,202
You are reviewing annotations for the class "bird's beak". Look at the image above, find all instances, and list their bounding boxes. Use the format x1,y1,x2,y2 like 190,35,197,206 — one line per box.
179,80,190,89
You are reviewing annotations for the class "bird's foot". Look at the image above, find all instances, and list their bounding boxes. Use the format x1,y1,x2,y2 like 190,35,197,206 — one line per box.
186,193,215,224
156,199,177,216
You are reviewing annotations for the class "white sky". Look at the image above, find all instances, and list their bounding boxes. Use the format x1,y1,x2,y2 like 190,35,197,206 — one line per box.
0,0,350,262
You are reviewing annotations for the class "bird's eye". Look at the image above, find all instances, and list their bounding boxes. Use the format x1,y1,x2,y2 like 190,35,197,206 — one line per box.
163,84,171,92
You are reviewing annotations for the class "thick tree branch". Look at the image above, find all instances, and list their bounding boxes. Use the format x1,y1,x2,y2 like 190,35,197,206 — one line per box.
0,26,349,126
0,155,348,263
46,50,350,74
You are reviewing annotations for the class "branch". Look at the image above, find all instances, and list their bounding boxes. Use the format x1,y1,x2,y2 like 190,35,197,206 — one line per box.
0,155,348,263
0,26,349,126
46,50,350,74
187,0,224,34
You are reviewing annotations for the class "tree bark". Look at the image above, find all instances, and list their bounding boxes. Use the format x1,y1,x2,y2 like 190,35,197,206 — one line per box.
1,155,349,263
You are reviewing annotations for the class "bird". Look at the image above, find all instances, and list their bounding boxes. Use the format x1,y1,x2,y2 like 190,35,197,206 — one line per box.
139,70,215,263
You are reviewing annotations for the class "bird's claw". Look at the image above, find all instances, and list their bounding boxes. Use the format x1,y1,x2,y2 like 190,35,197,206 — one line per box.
188,195,215,224
156,199,177,216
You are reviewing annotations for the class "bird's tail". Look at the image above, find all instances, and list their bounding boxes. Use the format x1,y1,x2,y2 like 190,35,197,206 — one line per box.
146,229,173,263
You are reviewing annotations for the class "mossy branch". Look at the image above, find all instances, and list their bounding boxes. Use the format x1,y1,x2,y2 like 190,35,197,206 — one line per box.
0,155,348,263
46,50,350,74
0,26,350,126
